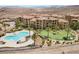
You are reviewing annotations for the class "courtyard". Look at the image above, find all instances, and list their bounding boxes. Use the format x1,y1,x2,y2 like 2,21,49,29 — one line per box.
40,30,75,41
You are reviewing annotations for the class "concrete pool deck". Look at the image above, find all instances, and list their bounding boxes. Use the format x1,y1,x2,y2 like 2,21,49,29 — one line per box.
0,38,34,47
0,30,34,47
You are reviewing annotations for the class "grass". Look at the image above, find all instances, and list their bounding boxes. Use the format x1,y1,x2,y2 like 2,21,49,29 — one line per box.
40,30,74,40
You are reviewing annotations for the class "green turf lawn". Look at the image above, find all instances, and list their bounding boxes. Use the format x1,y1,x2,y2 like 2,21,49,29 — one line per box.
40,30,74,40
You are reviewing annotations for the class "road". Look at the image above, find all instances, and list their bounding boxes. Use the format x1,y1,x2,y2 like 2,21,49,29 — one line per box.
0,43,79,54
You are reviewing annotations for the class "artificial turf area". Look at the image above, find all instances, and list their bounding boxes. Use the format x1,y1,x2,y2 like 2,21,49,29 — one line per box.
40,30,74,40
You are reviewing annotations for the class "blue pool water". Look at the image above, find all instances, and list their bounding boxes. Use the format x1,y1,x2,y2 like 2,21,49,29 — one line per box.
4,32,29,41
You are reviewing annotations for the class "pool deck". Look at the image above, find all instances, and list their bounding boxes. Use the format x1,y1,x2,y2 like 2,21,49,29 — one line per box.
0,38,34,47
0,30,34,47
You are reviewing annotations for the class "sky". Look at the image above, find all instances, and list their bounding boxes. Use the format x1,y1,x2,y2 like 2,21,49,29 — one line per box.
0,0,79,6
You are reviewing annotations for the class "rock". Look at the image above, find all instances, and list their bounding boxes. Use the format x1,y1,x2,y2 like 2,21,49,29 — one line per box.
34,35,43,47
0,31,5,37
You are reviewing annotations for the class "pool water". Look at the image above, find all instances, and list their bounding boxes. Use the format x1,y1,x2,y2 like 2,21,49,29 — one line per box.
4,32,29,41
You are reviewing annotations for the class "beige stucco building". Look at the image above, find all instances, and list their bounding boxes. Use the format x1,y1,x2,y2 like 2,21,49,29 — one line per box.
16,15,69,29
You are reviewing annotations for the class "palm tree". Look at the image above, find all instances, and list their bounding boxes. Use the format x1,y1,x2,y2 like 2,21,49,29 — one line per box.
0,23,6,36
65,15,72,40
15,17,21,29
46,27,50,38
2,22,6,33
66,25,70,39
46,22,52,38
37,29,41,35
70,21,79,30
28,19,31,38
32,33,37,46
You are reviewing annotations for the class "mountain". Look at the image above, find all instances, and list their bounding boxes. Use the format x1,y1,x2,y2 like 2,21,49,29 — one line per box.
0,5,79,18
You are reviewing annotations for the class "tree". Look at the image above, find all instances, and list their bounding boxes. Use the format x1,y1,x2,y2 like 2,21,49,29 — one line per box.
15,17,22,29
70,21,79,30
32,33,37,45
46,22,52,38
46,27,50,38
16,17,27,29
64,27,71,40
65,15,71,40
28,19,31,37
1,22,6,32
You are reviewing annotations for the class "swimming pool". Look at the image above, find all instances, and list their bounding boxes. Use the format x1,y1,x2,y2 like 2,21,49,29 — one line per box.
4,31,29,41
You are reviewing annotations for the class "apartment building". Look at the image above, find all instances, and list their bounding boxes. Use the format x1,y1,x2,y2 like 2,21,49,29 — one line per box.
58,19,69,29
15,14,74,29
71,18,79,23
65,15,79,24
33,17,58,29
34,17,44,29
49,17,58,27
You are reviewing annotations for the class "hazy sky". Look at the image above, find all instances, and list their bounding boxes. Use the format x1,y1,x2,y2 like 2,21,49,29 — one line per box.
0,0,79,5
